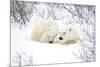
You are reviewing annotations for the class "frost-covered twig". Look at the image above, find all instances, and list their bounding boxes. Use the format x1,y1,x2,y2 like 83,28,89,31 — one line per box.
12,51,33,67
10,0,34,29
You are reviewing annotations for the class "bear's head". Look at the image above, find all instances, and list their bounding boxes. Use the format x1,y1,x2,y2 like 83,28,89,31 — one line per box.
54,25,80,44
46,25,58,43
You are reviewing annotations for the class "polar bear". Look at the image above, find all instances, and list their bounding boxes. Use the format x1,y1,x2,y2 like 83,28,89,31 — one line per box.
53,25,80,44
31,20,80,44
31,20,58,43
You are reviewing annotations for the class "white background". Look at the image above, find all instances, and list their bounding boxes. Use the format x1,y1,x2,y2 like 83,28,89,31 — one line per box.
0,0,99,67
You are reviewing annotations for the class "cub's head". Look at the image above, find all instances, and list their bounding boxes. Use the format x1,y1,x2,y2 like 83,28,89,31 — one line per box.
46,25,58,43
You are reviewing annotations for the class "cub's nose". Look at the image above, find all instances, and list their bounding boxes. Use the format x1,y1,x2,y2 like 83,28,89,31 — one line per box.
59,37,63,40
49,41,53,43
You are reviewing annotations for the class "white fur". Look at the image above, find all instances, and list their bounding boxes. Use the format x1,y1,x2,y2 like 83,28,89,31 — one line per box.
31,21,80,44
31,20,58,43
54,24,80,44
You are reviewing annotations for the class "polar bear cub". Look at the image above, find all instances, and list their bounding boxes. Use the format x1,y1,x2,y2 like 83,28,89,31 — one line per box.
31,20,58,43
54,24,80,44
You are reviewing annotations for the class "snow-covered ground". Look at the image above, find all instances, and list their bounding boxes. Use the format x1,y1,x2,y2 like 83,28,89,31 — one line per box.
11,18,81,66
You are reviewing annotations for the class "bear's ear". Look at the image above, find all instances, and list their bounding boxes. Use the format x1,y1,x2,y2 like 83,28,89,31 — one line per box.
57,28,59,31
69,28,71,32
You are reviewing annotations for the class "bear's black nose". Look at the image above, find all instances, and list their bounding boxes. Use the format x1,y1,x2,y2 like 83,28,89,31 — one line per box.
59,37,63,40
49,41,53,43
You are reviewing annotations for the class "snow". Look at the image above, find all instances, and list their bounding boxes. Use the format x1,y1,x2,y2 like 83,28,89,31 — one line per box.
11,18,81,66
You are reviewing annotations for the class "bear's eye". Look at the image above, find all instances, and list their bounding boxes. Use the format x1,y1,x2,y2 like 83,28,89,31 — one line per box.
69,28,71,32
63,32,66,34
59,32,61,34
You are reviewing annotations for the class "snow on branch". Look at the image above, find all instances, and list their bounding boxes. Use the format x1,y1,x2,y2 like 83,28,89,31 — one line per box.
10,0,34,29
11,51,33,67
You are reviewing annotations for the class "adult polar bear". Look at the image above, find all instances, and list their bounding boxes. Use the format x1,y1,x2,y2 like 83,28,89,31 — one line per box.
31,20,58,43
31,20,80,44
